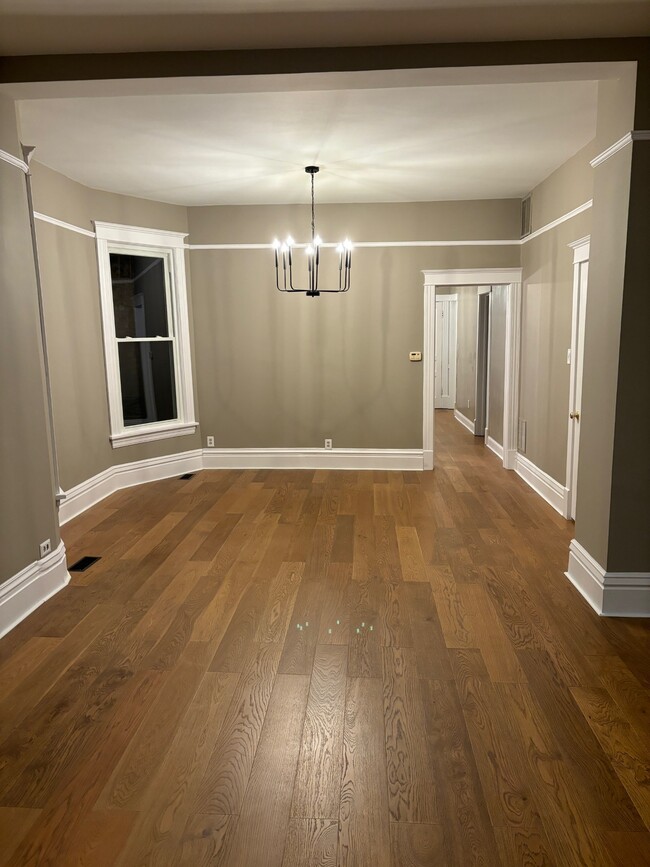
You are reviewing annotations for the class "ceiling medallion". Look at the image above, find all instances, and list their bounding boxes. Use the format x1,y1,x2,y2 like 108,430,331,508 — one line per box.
273,166,352,297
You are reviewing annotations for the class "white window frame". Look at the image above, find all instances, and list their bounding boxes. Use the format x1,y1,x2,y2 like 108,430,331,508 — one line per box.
95,221,197,448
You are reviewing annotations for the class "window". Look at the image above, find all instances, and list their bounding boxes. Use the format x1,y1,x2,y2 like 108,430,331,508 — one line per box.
95,222,196,447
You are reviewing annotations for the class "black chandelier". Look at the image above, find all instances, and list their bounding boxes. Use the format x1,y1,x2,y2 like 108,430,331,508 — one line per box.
273,166,352,297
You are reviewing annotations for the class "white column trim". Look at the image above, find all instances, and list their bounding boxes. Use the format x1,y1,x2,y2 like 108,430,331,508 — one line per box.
590,130,650,168
568,236,590,264
0,147,29,174
502,281,521,470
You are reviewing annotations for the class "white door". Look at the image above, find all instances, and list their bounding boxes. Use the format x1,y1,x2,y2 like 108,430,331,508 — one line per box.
566,243,589,521
435,296,457,409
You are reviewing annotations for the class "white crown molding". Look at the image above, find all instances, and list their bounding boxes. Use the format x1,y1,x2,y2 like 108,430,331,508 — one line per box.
0,541,70,638
58,449,204,524
514,453,568,517
0,147,29,174
486,435,504,460
453,409,476,434
590,131,650,168
566,540,650,617
34,211,96,238
202,447,423,471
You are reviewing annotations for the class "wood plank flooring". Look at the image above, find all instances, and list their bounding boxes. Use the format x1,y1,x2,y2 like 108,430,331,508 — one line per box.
1,410,649,865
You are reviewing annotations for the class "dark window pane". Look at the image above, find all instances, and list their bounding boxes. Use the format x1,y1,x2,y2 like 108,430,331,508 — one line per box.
118,341,177,426
110,253,169,338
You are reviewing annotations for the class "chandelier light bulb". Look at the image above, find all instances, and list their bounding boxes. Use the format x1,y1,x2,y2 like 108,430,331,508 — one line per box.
272,165,352,296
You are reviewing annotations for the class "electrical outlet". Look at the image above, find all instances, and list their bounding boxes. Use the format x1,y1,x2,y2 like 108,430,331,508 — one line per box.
324,438,333,450
206,436,215,447
39,539,51,558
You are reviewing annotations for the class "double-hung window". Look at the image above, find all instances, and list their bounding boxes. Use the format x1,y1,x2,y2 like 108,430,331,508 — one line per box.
95,222,196,448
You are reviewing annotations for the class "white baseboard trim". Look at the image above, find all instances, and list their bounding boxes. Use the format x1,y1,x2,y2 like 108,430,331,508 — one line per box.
514,453,568,516
202,447,424,471
566,540,650,617
59,446,424,525
486,436,504,460
58,449,204,525
503,448,517,471
454,409,475,435
0,541,70,638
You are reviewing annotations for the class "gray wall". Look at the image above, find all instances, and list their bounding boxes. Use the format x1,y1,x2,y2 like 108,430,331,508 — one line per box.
31,162,202,491
575,71,640,570
487,284,507,447
453,285,478,425
188,202,520,450
519,143,594,484
0,95,59,581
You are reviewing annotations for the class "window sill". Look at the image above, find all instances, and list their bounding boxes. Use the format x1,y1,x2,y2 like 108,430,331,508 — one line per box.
110,421,198,449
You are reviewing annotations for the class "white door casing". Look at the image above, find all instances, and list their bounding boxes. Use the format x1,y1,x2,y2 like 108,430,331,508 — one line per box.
423,268,522,471
566,237,590,521
434,294,457,409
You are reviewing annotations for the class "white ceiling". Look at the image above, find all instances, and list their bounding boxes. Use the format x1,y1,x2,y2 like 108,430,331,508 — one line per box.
17,77,598,206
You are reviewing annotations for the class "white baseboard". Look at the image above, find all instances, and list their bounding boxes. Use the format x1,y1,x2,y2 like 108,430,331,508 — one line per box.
566,540,650,617
486,436,504,460
514,453,568,516
59,447,423,525
0,541,70,638
58,449,204,525
202,447,424,471
454,409,476,434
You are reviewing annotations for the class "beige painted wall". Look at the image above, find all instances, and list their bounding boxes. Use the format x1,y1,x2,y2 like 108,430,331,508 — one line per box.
453,285,478,426
487,284,507,447
0,96,59,580
30,162,202,491
189,201,520,450
573,74,638,569
519,142,594,484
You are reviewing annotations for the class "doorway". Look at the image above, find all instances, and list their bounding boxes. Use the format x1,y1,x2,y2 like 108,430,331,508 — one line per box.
475,289,491,437
434,294,457,409
566,237,589,521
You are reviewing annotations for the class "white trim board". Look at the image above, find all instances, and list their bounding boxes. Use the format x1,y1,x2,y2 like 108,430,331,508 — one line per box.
453,409,476,434
590,130,650,168
58,449,204,524
514,452,568,517
0,147,29,174
202,447,422,471
59,446,424,524
0,541,70,638
566,540,650,617
486,436,504,460
32,200,594,251
34,211,96,238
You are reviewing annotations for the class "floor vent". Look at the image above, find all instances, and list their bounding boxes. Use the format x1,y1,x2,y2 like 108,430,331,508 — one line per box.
69,555,101,572
179,473,196,480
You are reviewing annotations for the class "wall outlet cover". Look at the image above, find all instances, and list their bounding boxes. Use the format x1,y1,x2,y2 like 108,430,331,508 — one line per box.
324,439,333,449
206,436,215,447
39,539,52,558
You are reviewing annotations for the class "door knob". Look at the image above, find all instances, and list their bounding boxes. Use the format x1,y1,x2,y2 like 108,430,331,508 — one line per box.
570,411,580,420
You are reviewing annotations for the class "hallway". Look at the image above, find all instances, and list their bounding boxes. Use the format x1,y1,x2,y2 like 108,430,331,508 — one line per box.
0,410,648,865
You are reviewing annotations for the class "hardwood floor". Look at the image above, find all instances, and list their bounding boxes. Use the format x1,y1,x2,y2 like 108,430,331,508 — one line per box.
1,410,649,865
